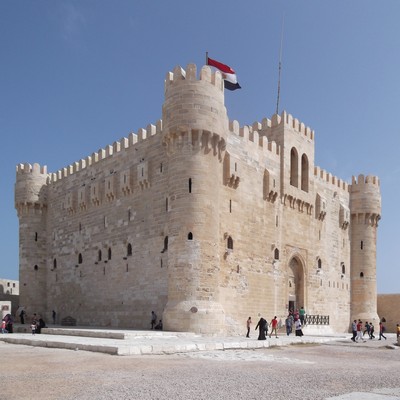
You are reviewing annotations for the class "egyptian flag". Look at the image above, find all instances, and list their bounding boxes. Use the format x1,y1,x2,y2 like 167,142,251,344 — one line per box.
207,56,241,91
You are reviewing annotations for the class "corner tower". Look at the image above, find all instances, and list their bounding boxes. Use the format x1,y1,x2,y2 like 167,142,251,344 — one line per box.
162,64,228,334
349,174,381,325
15,163,48,315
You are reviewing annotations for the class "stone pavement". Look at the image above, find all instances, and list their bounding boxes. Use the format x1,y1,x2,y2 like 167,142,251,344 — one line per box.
0,325,346,355
1,326,399,400
0,324,398,356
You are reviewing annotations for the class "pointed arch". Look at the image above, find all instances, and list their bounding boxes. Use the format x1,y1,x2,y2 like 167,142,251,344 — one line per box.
287,254,305,312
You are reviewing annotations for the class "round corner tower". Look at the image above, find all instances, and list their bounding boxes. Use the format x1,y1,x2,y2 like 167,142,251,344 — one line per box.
349,174,381,326
15,162,48,315
161,63,228,334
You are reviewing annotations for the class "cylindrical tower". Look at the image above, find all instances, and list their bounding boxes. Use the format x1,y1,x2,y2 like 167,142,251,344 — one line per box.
162,64,228,334
349,174,381,326
15,163,48,316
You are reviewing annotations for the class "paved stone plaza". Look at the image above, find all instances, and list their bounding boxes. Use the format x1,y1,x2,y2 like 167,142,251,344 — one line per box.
1,330,399,400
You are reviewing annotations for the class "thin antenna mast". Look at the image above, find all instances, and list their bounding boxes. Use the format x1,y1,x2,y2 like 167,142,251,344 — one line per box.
276,15,285,115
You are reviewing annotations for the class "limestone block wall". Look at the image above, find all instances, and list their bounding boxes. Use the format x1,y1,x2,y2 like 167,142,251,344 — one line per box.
37,131,170,328
377,294,400,333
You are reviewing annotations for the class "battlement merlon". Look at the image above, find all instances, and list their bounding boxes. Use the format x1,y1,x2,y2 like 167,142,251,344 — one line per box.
350,174,381,218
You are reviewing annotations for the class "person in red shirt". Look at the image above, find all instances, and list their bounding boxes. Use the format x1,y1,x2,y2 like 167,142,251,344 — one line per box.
269,316,278,338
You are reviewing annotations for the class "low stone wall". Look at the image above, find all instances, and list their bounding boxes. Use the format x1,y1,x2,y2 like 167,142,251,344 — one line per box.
377,294,400,333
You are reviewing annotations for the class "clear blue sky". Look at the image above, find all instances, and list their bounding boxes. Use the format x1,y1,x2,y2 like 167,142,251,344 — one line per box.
1,1,399,293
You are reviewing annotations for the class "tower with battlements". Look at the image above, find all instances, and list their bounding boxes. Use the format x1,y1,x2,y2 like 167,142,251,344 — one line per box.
15,163,48,313
349,175,381,326
14,63,381,334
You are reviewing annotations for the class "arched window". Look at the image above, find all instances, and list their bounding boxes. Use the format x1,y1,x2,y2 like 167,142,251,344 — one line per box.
360,272,364,278
127,243,132,256
78,253,83,264
341,263,345,274
290,147,299,187
318,258,322,269
53,259,57,270
108,248,112,260
274,248,280,260
227,236,233,250
187,232,193,240
301,154,309,192
34,265,38,271
98,250,102,262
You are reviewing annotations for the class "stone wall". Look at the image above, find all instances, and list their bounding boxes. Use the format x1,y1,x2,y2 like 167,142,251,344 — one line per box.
377,294,400,333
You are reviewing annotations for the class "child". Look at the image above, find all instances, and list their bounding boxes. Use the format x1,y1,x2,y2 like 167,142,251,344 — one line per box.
31,321,37,335
1,319,7,334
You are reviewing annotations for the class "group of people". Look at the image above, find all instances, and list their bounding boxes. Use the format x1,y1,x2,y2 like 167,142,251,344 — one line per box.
30,313,47,335
247,309,306,340
284,309,305,337
351,320,388,342
150,311,163,330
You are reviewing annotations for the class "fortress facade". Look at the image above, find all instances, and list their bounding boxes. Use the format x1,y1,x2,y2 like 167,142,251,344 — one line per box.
15,64,381,334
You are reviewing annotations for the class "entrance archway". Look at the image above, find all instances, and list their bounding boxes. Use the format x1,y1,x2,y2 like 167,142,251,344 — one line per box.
288,256,305,313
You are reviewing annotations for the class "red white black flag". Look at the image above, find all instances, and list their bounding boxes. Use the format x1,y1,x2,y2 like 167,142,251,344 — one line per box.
206,56,241,91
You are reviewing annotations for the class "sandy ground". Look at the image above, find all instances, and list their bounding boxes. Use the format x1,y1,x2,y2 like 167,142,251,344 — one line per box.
1,339,399,400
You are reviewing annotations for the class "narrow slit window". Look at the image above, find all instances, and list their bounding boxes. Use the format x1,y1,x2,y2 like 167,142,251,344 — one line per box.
78,253,83,264
108,248,112,260
188,178,192,193
227,236,233,250
127,243,132,256
164,236,168,251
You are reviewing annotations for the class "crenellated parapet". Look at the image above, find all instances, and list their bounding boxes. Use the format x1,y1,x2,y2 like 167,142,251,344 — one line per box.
314,166,350,193
228,120,280,156
164,64,224,93
47,120,162,183
15,163,48,214
252,110,315,141
350,174,381,226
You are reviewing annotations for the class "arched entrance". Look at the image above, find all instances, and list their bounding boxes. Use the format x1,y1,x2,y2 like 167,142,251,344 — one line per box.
287,256,305,313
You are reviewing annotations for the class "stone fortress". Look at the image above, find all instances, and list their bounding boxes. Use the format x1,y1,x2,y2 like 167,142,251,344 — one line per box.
15,63,381,335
